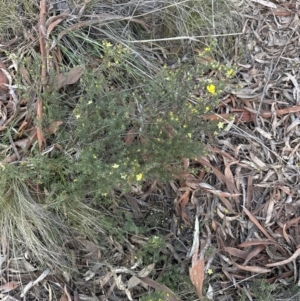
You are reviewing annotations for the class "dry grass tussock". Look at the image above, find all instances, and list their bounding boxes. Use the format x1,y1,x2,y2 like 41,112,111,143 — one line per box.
0,0,241,67
0,179,71,269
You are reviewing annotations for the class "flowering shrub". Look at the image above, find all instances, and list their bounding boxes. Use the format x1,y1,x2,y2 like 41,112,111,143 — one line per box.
43,40,236,199
7,40,236,205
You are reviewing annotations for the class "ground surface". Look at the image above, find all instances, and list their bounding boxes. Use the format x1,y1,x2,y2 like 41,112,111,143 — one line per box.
1,1,300,301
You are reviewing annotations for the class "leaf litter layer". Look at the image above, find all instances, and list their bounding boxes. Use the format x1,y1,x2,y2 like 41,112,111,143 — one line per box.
184,1,300,300
4,0,300,301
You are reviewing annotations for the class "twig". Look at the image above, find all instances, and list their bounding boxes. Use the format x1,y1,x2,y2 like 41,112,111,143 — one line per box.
125,33,243,44
39,0,47,85
8,131,20,161
37,0,47,151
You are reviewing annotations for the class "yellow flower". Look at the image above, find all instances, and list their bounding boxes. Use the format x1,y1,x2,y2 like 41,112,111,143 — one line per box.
103,41,112,47
204,46,211,52
207,84,216,95
226,68,234,77
187,133,192,138
217,121,224,129
205,106,210,112
75,114,81,119
112,164,119,168
120,173,127,179
88,100,92,105
207,268,213,275
136,173,143,181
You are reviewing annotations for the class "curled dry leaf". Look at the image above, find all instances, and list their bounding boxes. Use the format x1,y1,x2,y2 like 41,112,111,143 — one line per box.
47,14,69,38
249,152,267,170
211,219,217,231
137,263,155,277
124,128,137,145
189,216,205,299
45,121,63,135
243,245,265,266
238,240,277,248
282,224,291,245
231,259,271,274
127,275,141,290
254,127,272,140
243,206,274,240
265,199,275,225
74,291,80,301
14,138,30,149
223,247,248,259
175,189,191,224
206,284,214,300
78,238,101,260
113,274,133,301
55,65,84,90
0,281,20,293
216,207,239,221
99,272,113,287
285,217,300,230
0,60,8,91
203,105,300,123
60,285,72,301
196,158,240,195
202,111,251,123
273,9,292,17
20,268,50,298
268,271,294,284
190,256,205,299
224,160,237,194
266,247,300,267
197,182,238,214
251,0,276,8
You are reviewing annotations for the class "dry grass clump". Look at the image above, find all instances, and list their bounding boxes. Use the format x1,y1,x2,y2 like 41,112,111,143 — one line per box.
0,0,38,42
0,0,241,67
0,175,71,270
80,0,240,65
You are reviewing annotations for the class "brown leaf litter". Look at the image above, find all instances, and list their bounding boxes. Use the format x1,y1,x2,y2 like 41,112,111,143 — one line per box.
177,1,300,298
